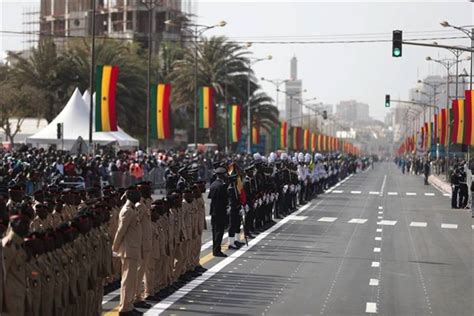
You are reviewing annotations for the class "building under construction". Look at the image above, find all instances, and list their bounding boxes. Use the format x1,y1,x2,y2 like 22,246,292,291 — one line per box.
38,0,191,53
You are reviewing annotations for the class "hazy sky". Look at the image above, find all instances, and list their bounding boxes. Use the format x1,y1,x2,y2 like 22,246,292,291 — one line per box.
1,0,473,121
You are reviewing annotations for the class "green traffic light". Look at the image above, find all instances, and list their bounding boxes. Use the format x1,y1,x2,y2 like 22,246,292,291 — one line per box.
385,102,390,108
393,48,401,57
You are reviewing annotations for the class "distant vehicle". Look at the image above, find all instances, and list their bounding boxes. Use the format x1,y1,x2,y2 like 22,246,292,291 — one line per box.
59,176,86,189
187,143,218,153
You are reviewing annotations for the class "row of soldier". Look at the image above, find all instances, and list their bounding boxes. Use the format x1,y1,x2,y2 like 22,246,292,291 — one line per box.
0,150,362,316
0,177,208,316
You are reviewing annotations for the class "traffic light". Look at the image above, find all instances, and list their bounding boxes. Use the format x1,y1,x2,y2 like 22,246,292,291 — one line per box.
322,110,328,120
57,123,62,139
392,30,402,57
385,94,390,108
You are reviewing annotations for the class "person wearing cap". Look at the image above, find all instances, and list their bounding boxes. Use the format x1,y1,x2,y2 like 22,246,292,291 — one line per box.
144,201,164,300
227,173,244,250
24,232,44,316
2,212,30,316
6,184,24,215
134,182,153,309
243,164,257,238
30,203,50,232
112,186,143,316
191,183,207,273
208,167,228,257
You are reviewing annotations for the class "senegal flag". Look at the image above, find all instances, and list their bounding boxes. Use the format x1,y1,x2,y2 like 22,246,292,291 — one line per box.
311,133,316,152
150,83,171,139
451,99,465,144
280,121,287,148
95,65,119,132
228,105,241,143
252,122,260,145
198,87,214,128
303,129,309,151
464,90,474,145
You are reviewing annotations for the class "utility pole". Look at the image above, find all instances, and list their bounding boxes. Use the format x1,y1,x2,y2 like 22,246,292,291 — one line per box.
88,0,97,151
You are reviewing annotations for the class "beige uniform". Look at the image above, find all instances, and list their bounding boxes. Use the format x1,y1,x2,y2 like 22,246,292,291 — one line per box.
2,230,27,316
25,257,42,316
112,200,142,313
30,216,50,232
135,198,153,301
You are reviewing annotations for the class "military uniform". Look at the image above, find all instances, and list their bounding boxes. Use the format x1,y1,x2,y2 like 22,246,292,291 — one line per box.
112,200,142,313
209,171,228,257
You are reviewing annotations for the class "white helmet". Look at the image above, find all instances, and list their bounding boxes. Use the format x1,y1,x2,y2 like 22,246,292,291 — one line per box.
281,152,288,161
305,153,312,163
268,152,277,163
253,152,262,161
298,152,305,162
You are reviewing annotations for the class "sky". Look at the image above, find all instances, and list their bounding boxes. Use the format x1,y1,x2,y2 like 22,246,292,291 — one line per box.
1,0,473,121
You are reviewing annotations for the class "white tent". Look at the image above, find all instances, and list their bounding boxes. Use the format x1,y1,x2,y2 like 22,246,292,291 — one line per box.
27,88,139,149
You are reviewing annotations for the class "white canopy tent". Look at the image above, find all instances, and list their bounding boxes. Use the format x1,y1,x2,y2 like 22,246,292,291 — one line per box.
27,88,139,149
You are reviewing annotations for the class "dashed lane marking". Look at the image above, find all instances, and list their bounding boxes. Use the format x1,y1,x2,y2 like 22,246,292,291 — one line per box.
378,211,383,214
376,228,382,232
366,302,377,313
318,217,338,223
332,190,344,194
350,190,362,194
410,222,427,227
378,206,383,210
375,237,382,241
377,216,383,219
371,261,380,268
424,193,435,196
406,192,417,196
387,192,398,196
369,278,379,286
377,220,397,226
369,191,380,195
441,223,458,229
288,215,308,221
443,193,451,197
373,247,381,253
348,218,368,224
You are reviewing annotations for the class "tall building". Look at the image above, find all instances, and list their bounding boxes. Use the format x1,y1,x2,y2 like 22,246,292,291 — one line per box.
335,100,370,125
285,56,303,126
39,0,183,53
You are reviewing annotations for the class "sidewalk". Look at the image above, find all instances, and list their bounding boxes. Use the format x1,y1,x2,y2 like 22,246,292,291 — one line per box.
428,173,452,195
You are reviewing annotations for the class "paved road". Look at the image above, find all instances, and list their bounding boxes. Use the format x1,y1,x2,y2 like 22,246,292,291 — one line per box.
104,162,473,315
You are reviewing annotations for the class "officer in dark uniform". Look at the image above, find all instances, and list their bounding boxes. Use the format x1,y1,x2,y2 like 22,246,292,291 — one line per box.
254,162,265,230
208,167,228,257
227,173,243,250
243,165,256,238
451,165,462,209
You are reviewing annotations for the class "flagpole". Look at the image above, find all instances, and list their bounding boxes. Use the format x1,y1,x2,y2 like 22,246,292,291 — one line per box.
88,0,97,150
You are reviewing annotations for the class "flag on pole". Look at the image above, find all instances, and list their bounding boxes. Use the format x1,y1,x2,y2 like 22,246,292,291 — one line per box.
198,87,214,128
303,129,309,151
440,108,448,146
280,121,287,149
451,99,465,144
95,65,119,132
311,133,316,152
252,122,260,145
464,90,473,145
228,105,241,143
150,83,172,139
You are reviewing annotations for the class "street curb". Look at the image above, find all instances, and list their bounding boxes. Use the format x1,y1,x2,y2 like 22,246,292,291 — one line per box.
428,174,451,195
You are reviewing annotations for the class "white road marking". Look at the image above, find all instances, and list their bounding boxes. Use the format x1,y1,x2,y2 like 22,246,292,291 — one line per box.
369,278,379,286
377,220,397,226
443,193,451,197
376,228,382,232
318,217,338,222
144,203,315,315
378,206,383,210
332,190,344,194
371,261,380,268
351,190,362,194
375,237,382,241
288,215,308,221
373,247,381,253
406,192,417,196
378,211,383,214
387,192,398,196
410,221,427,227
377,216,383,219
472,225,474,230
348,218,368,224
366,302,377,313
369,191,380,195
441,223,458,229
380,174,387,195
424,192,435,196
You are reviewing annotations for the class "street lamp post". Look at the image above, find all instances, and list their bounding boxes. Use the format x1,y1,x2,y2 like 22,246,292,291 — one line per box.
88,0,97,150
245,53,272,154
165,19,226,151
440,22,474,91
426,55,470,176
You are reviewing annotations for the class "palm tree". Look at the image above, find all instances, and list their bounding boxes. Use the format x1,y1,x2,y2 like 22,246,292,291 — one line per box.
170,35,278,147
8,39,71,122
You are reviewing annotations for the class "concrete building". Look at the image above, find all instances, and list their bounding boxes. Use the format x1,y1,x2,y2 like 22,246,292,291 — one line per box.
38,0,183,53
335,100,370,125
285,56,303,126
